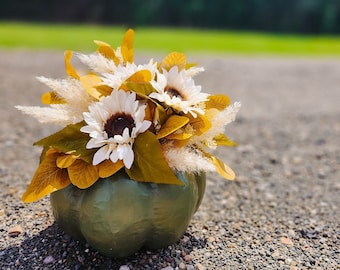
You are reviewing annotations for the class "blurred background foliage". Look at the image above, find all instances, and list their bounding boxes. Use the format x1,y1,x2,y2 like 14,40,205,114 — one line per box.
1,0,340,34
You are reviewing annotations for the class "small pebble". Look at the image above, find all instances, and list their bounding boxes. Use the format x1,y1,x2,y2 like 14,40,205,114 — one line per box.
186,265,195,270
184,255,192,262
195,263,206,270
281,237,294,246
179,262,186,270
8,225,23,237
208,236,215,242
288,229,296,239
43,255,55,264
160,266,174,270
272,250,280,257
119,265,130,270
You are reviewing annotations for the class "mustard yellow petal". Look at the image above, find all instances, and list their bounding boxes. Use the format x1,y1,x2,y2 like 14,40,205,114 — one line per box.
41,91,65,105
64,50,80,79
209,155,235,180
159,52,186,71
94,40,120,65
79,74,103,100
205,94,230,110
121,29,134,64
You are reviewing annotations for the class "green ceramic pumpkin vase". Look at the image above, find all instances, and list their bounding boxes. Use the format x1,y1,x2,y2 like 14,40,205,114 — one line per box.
50,170,206,257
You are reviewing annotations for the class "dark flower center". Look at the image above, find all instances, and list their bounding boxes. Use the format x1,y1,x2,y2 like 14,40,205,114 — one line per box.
104,113,135,138
165,86,184,99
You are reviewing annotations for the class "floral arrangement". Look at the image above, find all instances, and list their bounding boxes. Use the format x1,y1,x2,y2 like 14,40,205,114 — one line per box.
16,29,241,203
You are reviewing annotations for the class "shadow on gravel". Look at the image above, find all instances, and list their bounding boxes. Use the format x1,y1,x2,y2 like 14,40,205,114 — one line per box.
1,222,207,269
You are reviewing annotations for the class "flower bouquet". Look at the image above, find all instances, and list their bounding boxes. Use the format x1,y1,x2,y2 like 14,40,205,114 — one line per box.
16,29,240,257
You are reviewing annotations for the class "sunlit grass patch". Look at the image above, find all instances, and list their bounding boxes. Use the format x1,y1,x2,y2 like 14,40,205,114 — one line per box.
1,22,340,56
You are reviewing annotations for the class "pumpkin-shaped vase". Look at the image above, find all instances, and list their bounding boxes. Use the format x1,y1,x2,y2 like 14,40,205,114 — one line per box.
50,170,206,257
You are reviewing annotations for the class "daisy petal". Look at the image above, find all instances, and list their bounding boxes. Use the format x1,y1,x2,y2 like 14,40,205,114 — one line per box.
93,145,111,165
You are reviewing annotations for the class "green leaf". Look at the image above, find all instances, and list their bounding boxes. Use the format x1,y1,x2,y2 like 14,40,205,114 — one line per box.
126,131,183,185
34,121,96,163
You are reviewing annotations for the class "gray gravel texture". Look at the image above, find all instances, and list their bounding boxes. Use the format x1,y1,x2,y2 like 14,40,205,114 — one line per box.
0,50,339,270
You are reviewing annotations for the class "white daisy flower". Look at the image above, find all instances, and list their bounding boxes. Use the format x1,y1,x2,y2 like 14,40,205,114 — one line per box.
80,90,151,168
149,66,209,117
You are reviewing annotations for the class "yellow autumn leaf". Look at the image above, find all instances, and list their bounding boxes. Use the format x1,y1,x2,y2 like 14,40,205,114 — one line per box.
166,131,192,140
121,70,153,93
153,102,168,126
198,148,235,180
64,50,79,79
188,114,212,136
144,100,156,123
157,115,189,139
96,84,113,97
22,149,71,203
204,108,219,120
97,159,124,178
41,91,65,104
126,69,152,83
121,29,134,64
209,155,235,180
94,40,120,65
68,159,99,189
205,94,230,110
214,133,238,147
159,52,186,71
144,101,167,132
172,138,191,148
80,74,103,100
56,153,78,168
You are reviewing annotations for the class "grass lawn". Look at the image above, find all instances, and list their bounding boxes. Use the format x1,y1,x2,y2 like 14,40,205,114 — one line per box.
1,22,340,56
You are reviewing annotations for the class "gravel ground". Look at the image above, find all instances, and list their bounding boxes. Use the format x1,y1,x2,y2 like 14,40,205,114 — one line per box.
0,50,339,270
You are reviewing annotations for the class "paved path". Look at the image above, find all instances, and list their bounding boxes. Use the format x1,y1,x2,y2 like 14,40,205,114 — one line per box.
0,51,339,269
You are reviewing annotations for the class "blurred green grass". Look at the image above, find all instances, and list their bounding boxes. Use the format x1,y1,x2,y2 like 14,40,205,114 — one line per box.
1,22,340,56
